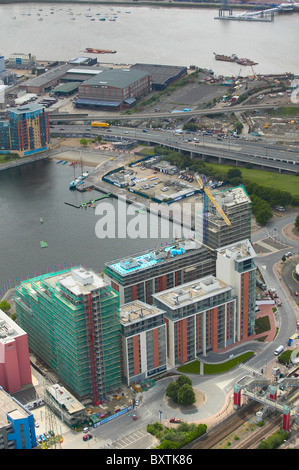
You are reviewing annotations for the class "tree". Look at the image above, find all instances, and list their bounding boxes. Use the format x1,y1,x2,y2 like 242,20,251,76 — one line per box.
166,382,179,403
177,384,196,406
295,214,299,232
227,168,242,181
176,375,192,388
80,138,88,146
0,300,11,312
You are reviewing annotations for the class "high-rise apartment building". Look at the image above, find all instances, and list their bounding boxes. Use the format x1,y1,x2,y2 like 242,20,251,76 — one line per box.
104,238,216,305
15,267,121,405
0,103,50,156
0,309,32,394
204,186,252,249
119,300,167,385
153,275,237,366
216,239,257,340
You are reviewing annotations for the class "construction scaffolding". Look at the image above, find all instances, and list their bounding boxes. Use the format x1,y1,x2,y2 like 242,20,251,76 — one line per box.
14,268,121,405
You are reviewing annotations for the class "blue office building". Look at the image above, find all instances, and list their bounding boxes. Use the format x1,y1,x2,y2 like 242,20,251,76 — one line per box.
0,386,37,449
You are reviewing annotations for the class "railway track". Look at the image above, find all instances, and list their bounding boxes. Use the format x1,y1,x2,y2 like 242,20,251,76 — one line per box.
234,414,281,449
184,401,261,449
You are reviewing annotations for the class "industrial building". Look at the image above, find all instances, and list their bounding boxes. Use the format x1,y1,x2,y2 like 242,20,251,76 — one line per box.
22,63,72,93
153,275,237,366
7,53,35,69
131,63,187,90
61,67,105,83
53,81,81,96
68,56,98,67
104,238,216,305
119,300,167,385
15,267,122,405
0,309,32,394
0,103,50,156
0,386,37,449
75,68,152,110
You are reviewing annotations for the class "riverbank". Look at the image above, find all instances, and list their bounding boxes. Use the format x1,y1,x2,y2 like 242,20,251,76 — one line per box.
0,0,284,12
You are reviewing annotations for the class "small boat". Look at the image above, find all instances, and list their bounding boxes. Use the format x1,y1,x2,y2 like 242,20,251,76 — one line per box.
40,217,43,223
62,160,68,165
56,160,63,164
69,161,77,166
40,241,48,248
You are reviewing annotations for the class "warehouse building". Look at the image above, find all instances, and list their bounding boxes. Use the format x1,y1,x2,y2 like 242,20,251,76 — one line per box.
131,63,187,90
53,81,81,96
22,63,73,93
75,68,152,110
61,67,105,83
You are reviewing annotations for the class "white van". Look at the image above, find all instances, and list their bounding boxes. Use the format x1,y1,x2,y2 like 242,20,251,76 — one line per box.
274,345,284,356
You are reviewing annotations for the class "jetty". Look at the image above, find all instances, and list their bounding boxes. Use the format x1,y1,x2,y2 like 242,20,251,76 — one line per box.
64,193,111,209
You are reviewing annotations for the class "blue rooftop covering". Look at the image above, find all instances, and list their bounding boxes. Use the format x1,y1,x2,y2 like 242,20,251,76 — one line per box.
110,245,186,276
75,98,122,107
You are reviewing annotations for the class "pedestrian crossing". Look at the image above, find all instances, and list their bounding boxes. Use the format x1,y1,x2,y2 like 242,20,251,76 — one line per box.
112,426,157,449
238,363,262,376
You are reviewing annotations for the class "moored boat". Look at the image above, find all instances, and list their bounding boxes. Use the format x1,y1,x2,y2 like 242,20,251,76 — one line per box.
213,53,238,62
84,48,116,54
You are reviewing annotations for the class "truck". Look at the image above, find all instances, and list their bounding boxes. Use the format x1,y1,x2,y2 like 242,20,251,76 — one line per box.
91,122,109,128
274,345,284,356
131,383,142,392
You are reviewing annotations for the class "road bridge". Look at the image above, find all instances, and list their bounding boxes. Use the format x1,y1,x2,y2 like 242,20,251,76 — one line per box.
48,104,281,123
52,124,299,173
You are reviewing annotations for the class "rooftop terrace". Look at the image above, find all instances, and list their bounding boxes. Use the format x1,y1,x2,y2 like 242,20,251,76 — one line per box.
119,300,164,325
106,239,202,277
217,239,256,261
153,275,231,309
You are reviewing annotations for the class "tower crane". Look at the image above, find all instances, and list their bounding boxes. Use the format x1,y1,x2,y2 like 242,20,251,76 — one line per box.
196,177,232,226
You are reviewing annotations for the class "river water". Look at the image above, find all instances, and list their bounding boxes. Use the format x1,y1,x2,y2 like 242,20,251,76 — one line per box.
0,158,181,294
1,3,299,75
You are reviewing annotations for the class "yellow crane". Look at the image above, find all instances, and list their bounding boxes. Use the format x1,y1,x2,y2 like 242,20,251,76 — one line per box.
196,178,231,226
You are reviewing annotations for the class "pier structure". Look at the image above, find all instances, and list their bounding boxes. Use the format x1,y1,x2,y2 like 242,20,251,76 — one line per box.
218,0,232,17
216,3,293,22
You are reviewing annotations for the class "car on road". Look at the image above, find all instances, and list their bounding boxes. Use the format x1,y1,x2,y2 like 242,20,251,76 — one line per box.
83,434,93,441
169,418,183,423
132,414,138,421
142,129,148,132
294,291,299,297
135,400,140,406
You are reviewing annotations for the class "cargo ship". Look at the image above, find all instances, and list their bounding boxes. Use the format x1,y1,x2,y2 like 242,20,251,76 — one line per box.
236,58,258,66
213,53,257,66
213,53,238,62
84,48,117,54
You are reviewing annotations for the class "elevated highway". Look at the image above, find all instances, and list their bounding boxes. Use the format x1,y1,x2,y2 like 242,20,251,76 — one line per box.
51,124,299,174
48,104,281,123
